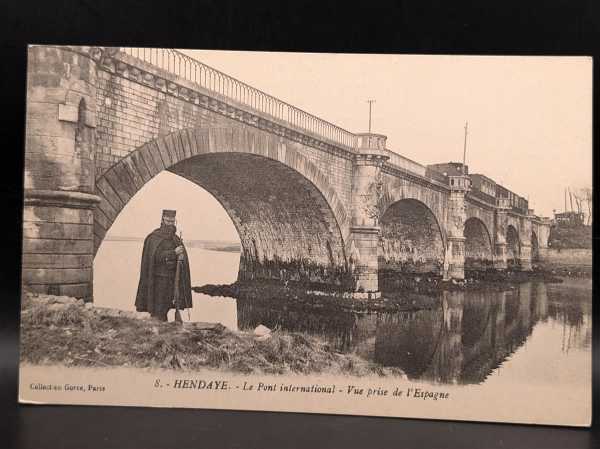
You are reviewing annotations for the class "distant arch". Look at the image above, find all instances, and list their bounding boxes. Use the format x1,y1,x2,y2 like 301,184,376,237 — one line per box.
379,185,446,242
378,198,446,277
464,217,494,271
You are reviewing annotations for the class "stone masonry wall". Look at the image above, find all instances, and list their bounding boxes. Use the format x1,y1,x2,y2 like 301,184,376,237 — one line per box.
23,46,99,300
94,70,354,226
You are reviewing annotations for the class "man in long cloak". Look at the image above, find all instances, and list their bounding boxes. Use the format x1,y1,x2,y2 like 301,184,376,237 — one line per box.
135,209,193,321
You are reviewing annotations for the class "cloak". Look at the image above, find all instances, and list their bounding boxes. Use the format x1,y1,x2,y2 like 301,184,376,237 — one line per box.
135,228,193,314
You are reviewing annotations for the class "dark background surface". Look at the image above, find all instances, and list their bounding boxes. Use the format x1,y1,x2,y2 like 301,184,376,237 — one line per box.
1,1,598,448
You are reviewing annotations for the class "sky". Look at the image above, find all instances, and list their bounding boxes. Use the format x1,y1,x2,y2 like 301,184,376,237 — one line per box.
107,51,592,241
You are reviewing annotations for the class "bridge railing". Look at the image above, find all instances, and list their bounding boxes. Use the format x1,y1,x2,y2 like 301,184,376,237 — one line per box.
383,149,427,177
115,47,468,186
119,47,358,151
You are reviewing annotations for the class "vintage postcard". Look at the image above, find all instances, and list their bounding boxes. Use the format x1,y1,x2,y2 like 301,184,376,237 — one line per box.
19,45,592,426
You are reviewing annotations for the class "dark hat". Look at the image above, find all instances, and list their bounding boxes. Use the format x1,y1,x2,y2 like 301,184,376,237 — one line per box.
162,209,176,218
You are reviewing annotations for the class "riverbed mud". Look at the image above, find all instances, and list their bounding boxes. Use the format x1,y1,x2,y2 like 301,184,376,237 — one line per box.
194,268,566,313
194,279,440,313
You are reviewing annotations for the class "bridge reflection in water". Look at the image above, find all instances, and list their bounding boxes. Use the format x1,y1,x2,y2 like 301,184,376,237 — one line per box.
236,280,591,385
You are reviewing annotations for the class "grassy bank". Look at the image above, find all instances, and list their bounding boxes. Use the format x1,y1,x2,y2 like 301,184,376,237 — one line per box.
548,225,592,249
20,292,404,377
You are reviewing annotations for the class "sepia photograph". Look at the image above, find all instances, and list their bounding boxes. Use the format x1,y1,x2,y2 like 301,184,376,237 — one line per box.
19,45,592,426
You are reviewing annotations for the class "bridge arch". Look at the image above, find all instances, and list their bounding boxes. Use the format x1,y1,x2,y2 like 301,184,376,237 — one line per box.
506,225,521,269
378,198,446,276
464,217,494,271
93,126,350,286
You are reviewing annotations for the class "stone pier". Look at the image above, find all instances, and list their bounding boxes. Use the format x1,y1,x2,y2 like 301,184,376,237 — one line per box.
348,133,389,298
22,46,101,300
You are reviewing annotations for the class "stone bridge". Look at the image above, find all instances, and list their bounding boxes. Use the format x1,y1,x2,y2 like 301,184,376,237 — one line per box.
22,45,551,300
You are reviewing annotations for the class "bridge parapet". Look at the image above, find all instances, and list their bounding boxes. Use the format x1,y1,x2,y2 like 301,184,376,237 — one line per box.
113,48,444,182
104,47,462,187
383,149,428,177
115,47,358,153
356,133,387,152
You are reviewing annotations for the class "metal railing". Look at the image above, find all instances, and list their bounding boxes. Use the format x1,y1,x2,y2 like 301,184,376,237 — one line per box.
119,47,358,150
383,149,427,177
114,47,465,183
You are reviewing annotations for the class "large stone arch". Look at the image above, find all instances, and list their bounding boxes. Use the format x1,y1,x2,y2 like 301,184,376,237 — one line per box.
378,198,446,277
506,225,521,269
464,217,494,271
93,126,350,287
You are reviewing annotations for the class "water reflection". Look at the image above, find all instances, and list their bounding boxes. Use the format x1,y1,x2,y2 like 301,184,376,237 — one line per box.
237,281,591,385
95,242,590,387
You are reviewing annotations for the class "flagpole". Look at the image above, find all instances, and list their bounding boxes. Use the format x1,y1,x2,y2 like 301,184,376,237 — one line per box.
462,121,468,173
367,99,375,133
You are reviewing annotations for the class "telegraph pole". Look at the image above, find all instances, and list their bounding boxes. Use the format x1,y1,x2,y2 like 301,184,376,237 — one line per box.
462,121,468,173
367,99,375,133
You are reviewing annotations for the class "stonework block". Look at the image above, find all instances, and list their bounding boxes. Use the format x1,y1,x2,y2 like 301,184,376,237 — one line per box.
57,103,78,123
23,222,93,240
129,151,152,184
23,237,93,255
104,167,134,204
58,282,92,299
120,157,144,189
22,253,93,269
155,137,173,167
94,207,112,232
96,176,125,210
26,102,71,139
23,205,93,225
24,281,91,300
136,143,160,175
23,267,92,284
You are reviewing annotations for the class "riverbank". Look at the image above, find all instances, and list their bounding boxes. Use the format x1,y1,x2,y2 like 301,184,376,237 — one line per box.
380,268,568,295
20,292,404,377
194,280,441,313
193,268,568,313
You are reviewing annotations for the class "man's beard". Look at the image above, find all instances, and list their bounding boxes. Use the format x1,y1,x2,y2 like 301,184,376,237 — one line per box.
162,224,176,234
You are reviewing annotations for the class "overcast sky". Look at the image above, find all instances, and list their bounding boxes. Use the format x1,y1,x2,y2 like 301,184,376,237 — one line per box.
108,51,592,241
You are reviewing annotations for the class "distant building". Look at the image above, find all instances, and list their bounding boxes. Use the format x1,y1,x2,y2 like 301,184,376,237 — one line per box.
470,174,496,196
427,162,468,177
469,174,497,203
496,184,529,215
553,211,585,227
427,162,530,215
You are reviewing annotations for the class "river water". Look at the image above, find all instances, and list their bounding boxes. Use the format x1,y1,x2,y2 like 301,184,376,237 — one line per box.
94,241,591,387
